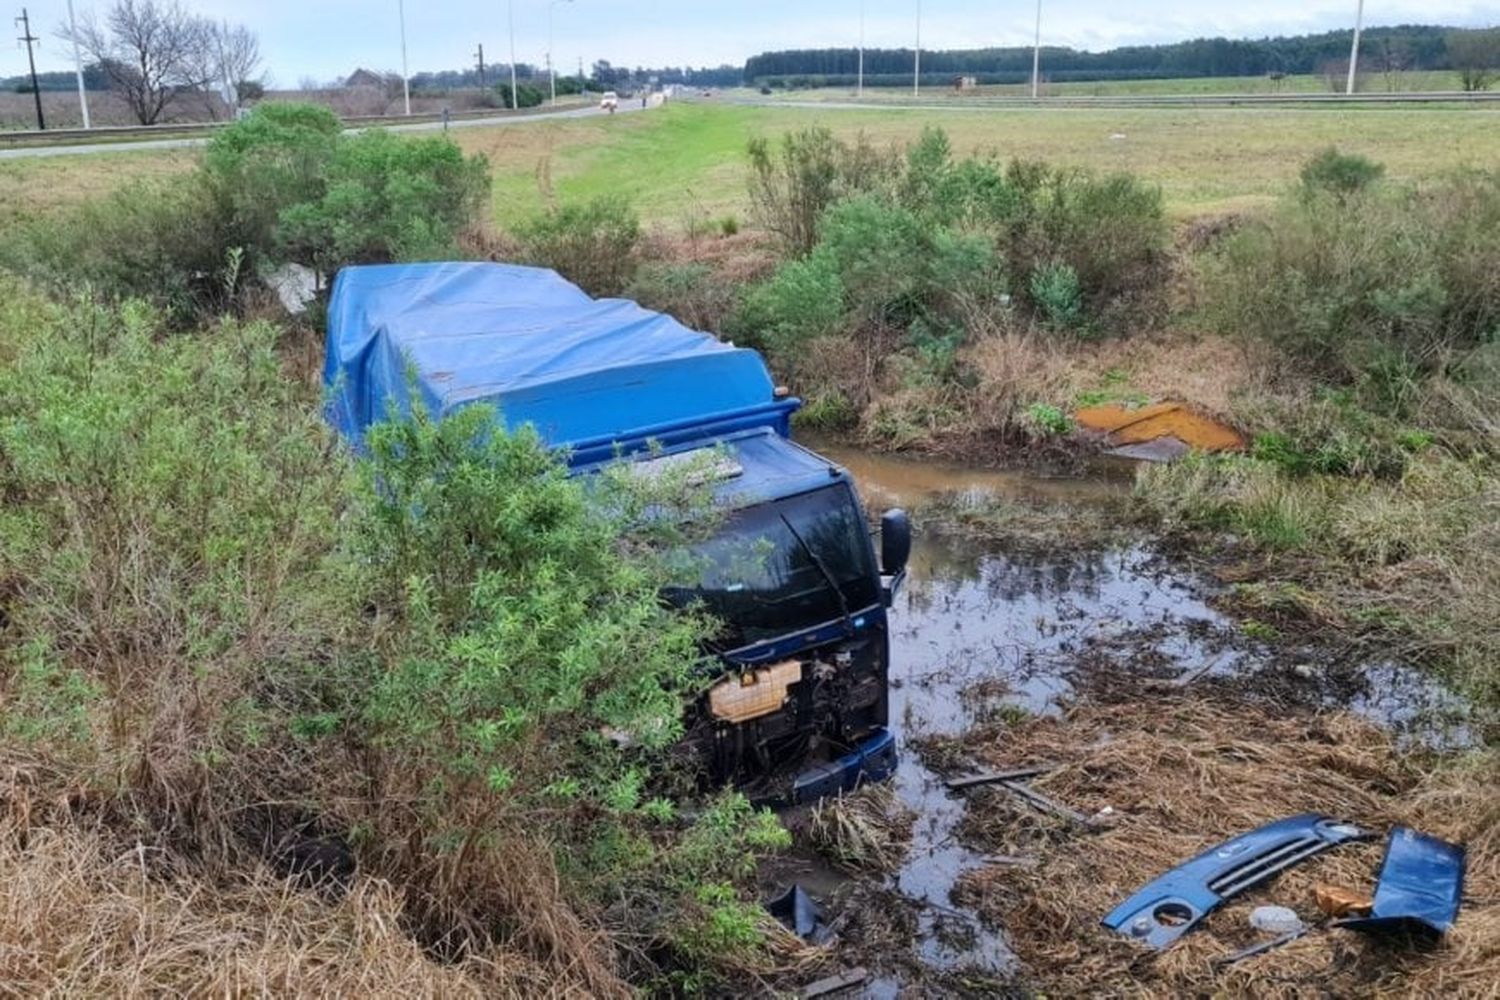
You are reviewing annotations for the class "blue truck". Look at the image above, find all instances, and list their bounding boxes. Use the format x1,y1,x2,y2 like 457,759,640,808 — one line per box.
323,262,909,801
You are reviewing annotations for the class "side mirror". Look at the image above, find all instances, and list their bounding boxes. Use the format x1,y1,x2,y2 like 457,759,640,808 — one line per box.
880,509,911,577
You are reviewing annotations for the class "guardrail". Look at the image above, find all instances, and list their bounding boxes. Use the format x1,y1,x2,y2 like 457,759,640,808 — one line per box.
0,101,590,148
758,90,1500,110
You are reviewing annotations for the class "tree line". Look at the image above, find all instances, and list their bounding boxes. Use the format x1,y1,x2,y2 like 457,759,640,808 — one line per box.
744,24,1499,87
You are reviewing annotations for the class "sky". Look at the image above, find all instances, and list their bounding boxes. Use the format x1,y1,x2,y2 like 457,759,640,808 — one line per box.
12,1,1498,85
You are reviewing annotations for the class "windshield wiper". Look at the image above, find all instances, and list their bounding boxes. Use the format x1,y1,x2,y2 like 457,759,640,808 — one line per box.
779,512,856,636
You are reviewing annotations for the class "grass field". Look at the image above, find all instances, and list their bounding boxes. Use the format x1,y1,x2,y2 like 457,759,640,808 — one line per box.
768,70,1469,100
460,101,1500,226
6,100,1500,233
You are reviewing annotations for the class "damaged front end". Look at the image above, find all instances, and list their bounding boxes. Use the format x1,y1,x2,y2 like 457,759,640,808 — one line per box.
671,479,910,804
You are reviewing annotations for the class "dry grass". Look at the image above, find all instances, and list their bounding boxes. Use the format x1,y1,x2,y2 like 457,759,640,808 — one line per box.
0,817,599,998
0,150,196,230
807,783,916,874
947,690,1499,997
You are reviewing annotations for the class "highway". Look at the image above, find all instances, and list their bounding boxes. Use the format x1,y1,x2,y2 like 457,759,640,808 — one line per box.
0,101,647,160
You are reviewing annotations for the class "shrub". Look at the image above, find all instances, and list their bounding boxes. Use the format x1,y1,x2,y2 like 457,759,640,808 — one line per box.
1003,162,1169,330
1200,168,1500,391
746,127,898,256
625,262,736,332
732,247,844,355
203,102,343,269
4,102,491,323
277,129,490,278
1300,147,1385,200
495,82,545,109
3,178,234,319
1029,262,1085,333
518,195,642,296
0,284,344,822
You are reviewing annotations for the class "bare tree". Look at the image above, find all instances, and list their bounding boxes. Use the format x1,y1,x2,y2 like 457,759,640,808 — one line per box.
61,0,213,124
212,21,262,115
1448,28,1500,92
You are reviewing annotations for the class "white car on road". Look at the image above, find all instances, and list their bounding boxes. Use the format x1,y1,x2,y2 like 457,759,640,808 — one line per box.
600,91,619,113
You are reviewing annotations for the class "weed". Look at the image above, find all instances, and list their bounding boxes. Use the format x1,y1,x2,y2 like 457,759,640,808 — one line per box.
1024,402,1074,437
1299,147,1385,200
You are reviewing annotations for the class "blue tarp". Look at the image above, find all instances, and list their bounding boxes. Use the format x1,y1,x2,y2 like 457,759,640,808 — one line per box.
323,262,788,459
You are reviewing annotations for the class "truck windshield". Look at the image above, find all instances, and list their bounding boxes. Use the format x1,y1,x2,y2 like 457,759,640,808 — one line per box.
665,484,879,651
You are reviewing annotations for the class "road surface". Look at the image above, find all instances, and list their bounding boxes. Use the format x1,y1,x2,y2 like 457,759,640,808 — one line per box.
0,101,646,161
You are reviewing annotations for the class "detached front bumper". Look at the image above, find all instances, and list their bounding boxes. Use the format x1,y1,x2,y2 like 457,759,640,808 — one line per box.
789,727,898,804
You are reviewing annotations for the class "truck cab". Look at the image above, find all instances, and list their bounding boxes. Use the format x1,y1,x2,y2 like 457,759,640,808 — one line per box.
323,262,907,802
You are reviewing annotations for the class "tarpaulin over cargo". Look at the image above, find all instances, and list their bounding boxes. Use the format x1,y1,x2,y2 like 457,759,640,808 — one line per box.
323,262,790,461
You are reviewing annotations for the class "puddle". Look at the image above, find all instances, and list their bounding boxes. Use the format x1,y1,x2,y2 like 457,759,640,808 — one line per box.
777,440,1470,995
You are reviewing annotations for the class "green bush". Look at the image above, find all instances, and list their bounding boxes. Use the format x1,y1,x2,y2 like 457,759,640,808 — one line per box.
495,81,545,109
1029,262,1085,333
0,283,344,804
745,127,898,256
1201,167,1500,391
732,247,845,355
4,102,491,322
203,102,343,270
277,129,490,278
1300,147,1385,200
1002,162,1169,329
517,195,642,296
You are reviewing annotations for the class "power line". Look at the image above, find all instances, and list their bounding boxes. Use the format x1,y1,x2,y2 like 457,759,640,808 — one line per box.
15,6,44,130
475,42,486,88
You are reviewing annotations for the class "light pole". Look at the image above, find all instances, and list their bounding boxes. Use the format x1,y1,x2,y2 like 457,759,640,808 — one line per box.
1031,0,1042,99
913,0,921,97
397,0,411,115
508,0,518,110
858,0,870,98
67,0,90,128
549,0,573,106
1345,0,1365,95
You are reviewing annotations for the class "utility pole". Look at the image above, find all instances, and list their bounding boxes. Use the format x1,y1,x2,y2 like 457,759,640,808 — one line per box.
475,42,485,89
67,0,89,128
15,7,44,130
857,0,864,98
1031,0,1043,99
1345,0,1365,95
397,0,410,114
913,0,921,97
507,0,518,110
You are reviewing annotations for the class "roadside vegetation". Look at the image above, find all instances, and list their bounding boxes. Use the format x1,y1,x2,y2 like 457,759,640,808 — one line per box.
0,103,818,995
3,95,1498,992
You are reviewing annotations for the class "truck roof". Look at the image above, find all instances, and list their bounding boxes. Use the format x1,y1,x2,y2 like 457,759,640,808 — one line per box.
324,262,795,461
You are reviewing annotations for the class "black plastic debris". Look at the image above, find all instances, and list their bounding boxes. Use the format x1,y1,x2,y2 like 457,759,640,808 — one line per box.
766,883,832,945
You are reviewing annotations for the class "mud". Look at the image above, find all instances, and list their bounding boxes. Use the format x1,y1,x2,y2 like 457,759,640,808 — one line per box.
770,442,1471,997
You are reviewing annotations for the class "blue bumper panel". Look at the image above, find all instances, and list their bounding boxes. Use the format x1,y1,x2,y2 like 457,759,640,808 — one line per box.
1339,827,1465,938
1103,814,1371,949
790,728,898,804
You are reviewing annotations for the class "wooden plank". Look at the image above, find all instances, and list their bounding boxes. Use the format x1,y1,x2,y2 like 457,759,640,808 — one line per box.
799,967,869,999
998,780,1095,828
945,765,1056,790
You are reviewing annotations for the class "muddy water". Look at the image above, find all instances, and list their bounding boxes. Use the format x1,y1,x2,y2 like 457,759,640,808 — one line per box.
791,441,1466,994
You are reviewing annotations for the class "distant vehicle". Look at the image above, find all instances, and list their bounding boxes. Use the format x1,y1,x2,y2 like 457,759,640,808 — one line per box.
600,90,618,112
325,263,909,803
